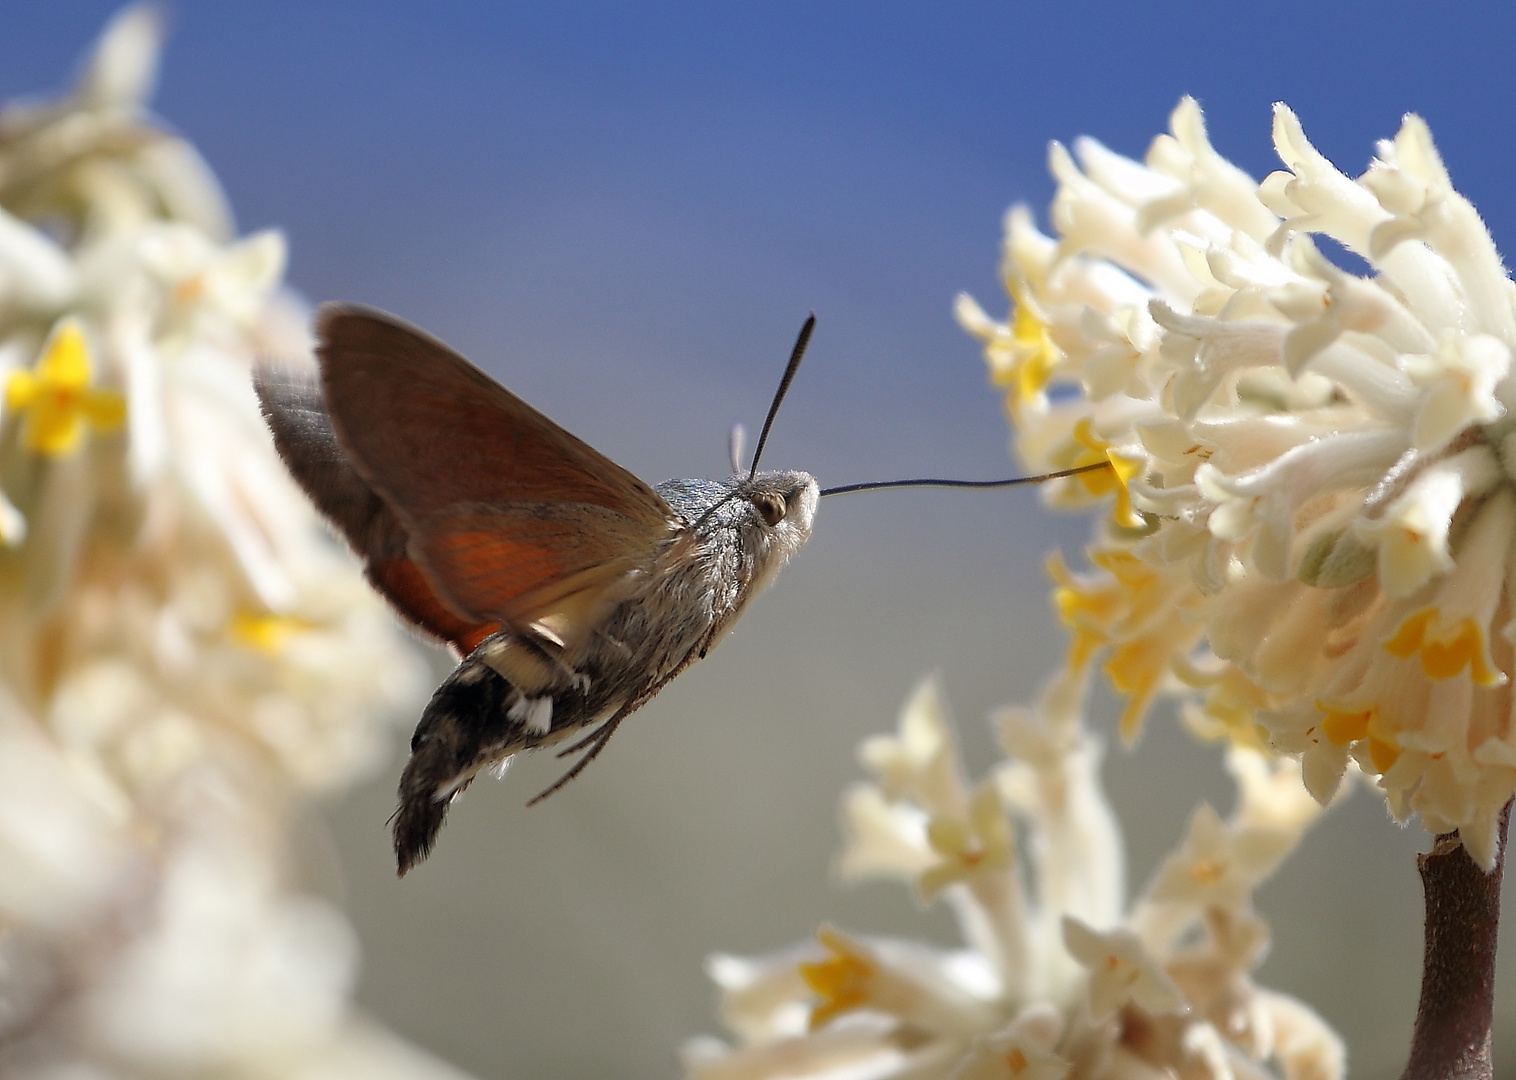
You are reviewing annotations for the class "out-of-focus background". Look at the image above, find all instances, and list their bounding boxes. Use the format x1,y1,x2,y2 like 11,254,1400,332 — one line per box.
6,3,1516,1077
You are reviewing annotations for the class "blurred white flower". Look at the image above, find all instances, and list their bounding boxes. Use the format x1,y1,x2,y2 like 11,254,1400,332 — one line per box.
1059,917,1181,1020
685,672,1342,1080
961,97,1516,867
0,9,461,1078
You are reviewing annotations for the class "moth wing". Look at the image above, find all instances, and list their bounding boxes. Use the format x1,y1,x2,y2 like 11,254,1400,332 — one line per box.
254,356,501,653
315,305,680,630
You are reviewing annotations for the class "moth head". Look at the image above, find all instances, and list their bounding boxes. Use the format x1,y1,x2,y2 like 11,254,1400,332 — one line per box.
739,469,817,561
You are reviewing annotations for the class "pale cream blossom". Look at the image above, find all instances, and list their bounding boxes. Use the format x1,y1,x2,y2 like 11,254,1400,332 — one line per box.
1059,917,1182,1020
685,674,1340,1080
0,9,462,1077
962,97,1516,866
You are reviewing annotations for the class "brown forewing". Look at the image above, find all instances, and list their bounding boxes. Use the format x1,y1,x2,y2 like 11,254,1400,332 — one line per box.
254,356,501,653
315,305,679,627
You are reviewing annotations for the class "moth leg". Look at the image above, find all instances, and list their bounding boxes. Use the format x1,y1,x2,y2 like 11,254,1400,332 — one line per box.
526,703,635,806
552,719,614,760
525,630,721,805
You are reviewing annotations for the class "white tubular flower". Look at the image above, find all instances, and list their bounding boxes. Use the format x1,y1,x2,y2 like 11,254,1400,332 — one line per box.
961,96,1516,866
138,223,289,342
846,678,1032,985
686,672,1341,1080
949,1021,1071,1080
1060,918,1183,1020
0,5,231,241
1139,803,1298,934
0,10,457,1078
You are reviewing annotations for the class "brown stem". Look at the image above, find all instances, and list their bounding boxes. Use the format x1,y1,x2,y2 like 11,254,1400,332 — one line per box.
1399,800,1511,1080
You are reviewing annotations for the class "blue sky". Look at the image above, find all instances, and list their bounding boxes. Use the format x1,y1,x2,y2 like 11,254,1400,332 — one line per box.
8,4,1516,1078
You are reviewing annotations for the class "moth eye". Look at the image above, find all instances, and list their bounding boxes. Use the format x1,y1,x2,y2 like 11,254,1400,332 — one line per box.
752,492,786,526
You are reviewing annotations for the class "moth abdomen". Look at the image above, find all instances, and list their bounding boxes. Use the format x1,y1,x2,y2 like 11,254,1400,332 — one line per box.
393,631,622,875
394,657,512,874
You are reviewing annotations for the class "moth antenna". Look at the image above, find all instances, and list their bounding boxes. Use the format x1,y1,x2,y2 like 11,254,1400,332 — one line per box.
819,460,1114,497
684,315,816,536
748,313,815,480
728,422,747,475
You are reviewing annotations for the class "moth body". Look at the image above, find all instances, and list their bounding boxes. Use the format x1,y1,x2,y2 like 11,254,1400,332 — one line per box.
395,470,815,869
255,305,816,873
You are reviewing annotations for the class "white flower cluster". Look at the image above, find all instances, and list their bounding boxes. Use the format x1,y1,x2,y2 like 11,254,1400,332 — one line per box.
958,98,1516,867
685,672,1342,1080
0,9,461,1077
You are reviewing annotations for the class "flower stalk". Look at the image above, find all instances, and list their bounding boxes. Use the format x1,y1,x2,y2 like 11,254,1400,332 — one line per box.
1401,799,1512,1080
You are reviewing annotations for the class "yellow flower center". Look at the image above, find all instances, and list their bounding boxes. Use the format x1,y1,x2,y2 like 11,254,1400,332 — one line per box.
989,287,1060,408
230,611,313,654
916,785,1012,900
1047,553,1119,669
1190,856,1226,886
1383,608,1503,685
5,320,126,456
1368,735,1402,773
798,927,874,1029
1102,952,1139,991
1103,636,1167,742
174,273,206,306
1320,707,1372,745
1315,703,1402,772
1072,420,1144,528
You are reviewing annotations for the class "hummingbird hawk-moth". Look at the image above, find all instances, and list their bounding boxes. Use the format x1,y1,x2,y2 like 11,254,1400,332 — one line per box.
256,305,1104,874
256,306,819,874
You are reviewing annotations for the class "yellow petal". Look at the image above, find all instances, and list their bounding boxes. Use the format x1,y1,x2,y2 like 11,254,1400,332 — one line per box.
1105,639,1165,742
1071,419,1143,527
1383,608,1433,658
10,320,121,456
1107,449,1146,529
36,320,91,388
1066,624,1109,671
1319,707,1371,746
1384,609,1504,684
230,611,312,654
5,371,36,412
81,388,126,432
24,408,83,455
1368,735,1402,772
1421,618,1502,684
798,927,873,1029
